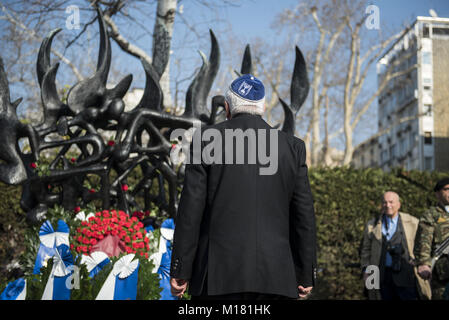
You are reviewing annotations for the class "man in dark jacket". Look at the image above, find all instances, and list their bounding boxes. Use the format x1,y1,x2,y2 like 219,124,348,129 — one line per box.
170,74,317,300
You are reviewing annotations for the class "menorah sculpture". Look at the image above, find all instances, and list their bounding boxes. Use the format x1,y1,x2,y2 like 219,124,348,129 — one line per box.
0,8,309,226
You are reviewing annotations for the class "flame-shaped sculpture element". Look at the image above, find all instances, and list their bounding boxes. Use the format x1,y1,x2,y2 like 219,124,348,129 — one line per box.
184,30,220,122
235,45,310,135
0,57,39,185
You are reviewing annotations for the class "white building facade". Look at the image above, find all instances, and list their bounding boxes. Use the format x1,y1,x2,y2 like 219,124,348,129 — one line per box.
376,16,449,172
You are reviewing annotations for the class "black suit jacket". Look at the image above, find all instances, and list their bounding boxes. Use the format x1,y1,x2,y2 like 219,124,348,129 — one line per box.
170,113,317,298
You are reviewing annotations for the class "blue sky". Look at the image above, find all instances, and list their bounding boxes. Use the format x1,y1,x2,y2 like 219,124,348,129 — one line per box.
221,0,449,42
3,0,449,148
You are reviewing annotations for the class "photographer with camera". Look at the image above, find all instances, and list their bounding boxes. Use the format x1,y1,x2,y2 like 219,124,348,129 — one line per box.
415,178,449,300
361,192,431,300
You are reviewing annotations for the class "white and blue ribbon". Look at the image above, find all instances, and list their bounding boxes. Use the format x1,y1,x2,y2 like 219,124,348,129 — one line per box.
34,220,70,274
0,278,26,300
150,218,177,300
80,251,110,278
75,211,95,222
96,254,139,300
41,244,74,300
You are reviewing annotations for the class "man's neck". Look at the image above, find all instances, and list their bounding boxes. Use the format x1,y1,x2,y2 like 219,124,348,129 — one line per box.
232,112,262,118
439,202,449,213
385,212,399,220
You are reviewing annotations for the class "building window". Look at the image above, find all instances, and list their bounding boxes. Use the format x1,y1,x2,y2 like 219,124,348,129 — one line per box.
425,157,433,170
381,150,388,163
399,138,407,157
423,25,430,38
409,132,417,149
433,27,449,36
424,132,432,145
423,85,432,91
390,144,397,159
424,104,433,116
422,52,431,64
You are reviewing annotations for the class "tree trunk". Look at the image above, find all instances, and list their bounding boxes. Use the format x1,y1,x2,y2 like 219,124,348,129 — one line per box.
152,0,177,109
342,106,354,165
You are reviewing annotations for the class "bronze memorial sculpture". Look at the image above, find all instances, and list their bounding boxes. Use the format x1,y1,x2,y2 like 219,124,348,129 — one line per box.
0,8,309,227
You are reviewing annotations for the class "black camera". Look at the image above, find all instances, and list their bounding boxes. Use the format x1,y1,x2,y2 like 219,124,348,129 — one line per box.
387,244,403,272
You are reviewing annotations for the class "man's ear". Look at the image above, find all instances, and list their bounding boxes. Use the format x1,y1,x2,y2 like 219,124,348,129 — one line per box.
225,101,232,120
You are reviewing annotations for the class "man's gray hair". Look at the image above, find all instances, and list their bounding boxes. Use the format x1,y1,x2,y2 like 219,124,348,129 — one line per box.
225,86,265,116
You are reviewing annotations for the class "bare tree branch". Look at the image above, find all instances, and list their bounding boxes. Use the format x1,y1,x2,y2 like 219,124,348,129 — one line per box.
1,4,84,81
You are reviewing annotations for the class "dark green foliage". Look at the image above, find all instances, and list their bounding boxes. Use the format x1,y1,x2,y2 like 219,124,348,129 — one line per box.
136,258,163,300
25,259,53,300
0,182,25,285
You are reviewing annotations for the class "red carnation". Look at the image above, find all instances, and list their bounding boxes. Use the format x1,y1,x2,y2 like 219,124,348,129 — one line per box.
74,206,81,214
108,140,115,146
71,157,76,163
89,188,96,194
122,184,129,192
30,162,37,169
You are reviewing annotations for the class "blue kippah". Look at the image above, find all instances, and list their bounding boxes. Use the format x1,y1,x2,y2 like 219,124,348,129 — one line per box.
230,74,265,101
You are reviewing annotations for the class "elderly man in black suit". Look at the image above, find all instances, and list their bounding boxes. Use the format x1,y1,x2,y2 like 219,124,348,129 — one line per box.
170,74,317,300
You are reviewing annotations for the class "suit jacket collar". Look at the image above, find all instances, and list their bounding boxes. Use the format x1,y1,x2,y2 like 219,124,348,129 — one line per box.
232,112,262,119
374,212,410,241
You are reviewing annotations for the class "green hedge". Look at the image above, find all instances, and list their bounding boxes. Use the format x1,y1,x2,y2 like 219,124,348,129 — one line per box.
0,183,25,285
1,168,448,299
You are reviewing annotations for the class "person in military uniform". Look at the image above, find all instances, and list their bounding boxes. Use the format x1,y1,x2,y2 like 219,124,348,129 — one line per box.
360,191,431,300
415,177,449,300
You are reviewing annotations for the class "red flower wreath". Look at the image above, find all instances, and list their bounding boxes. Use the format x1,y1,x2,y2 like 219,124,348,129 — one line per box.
71,209,150,259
